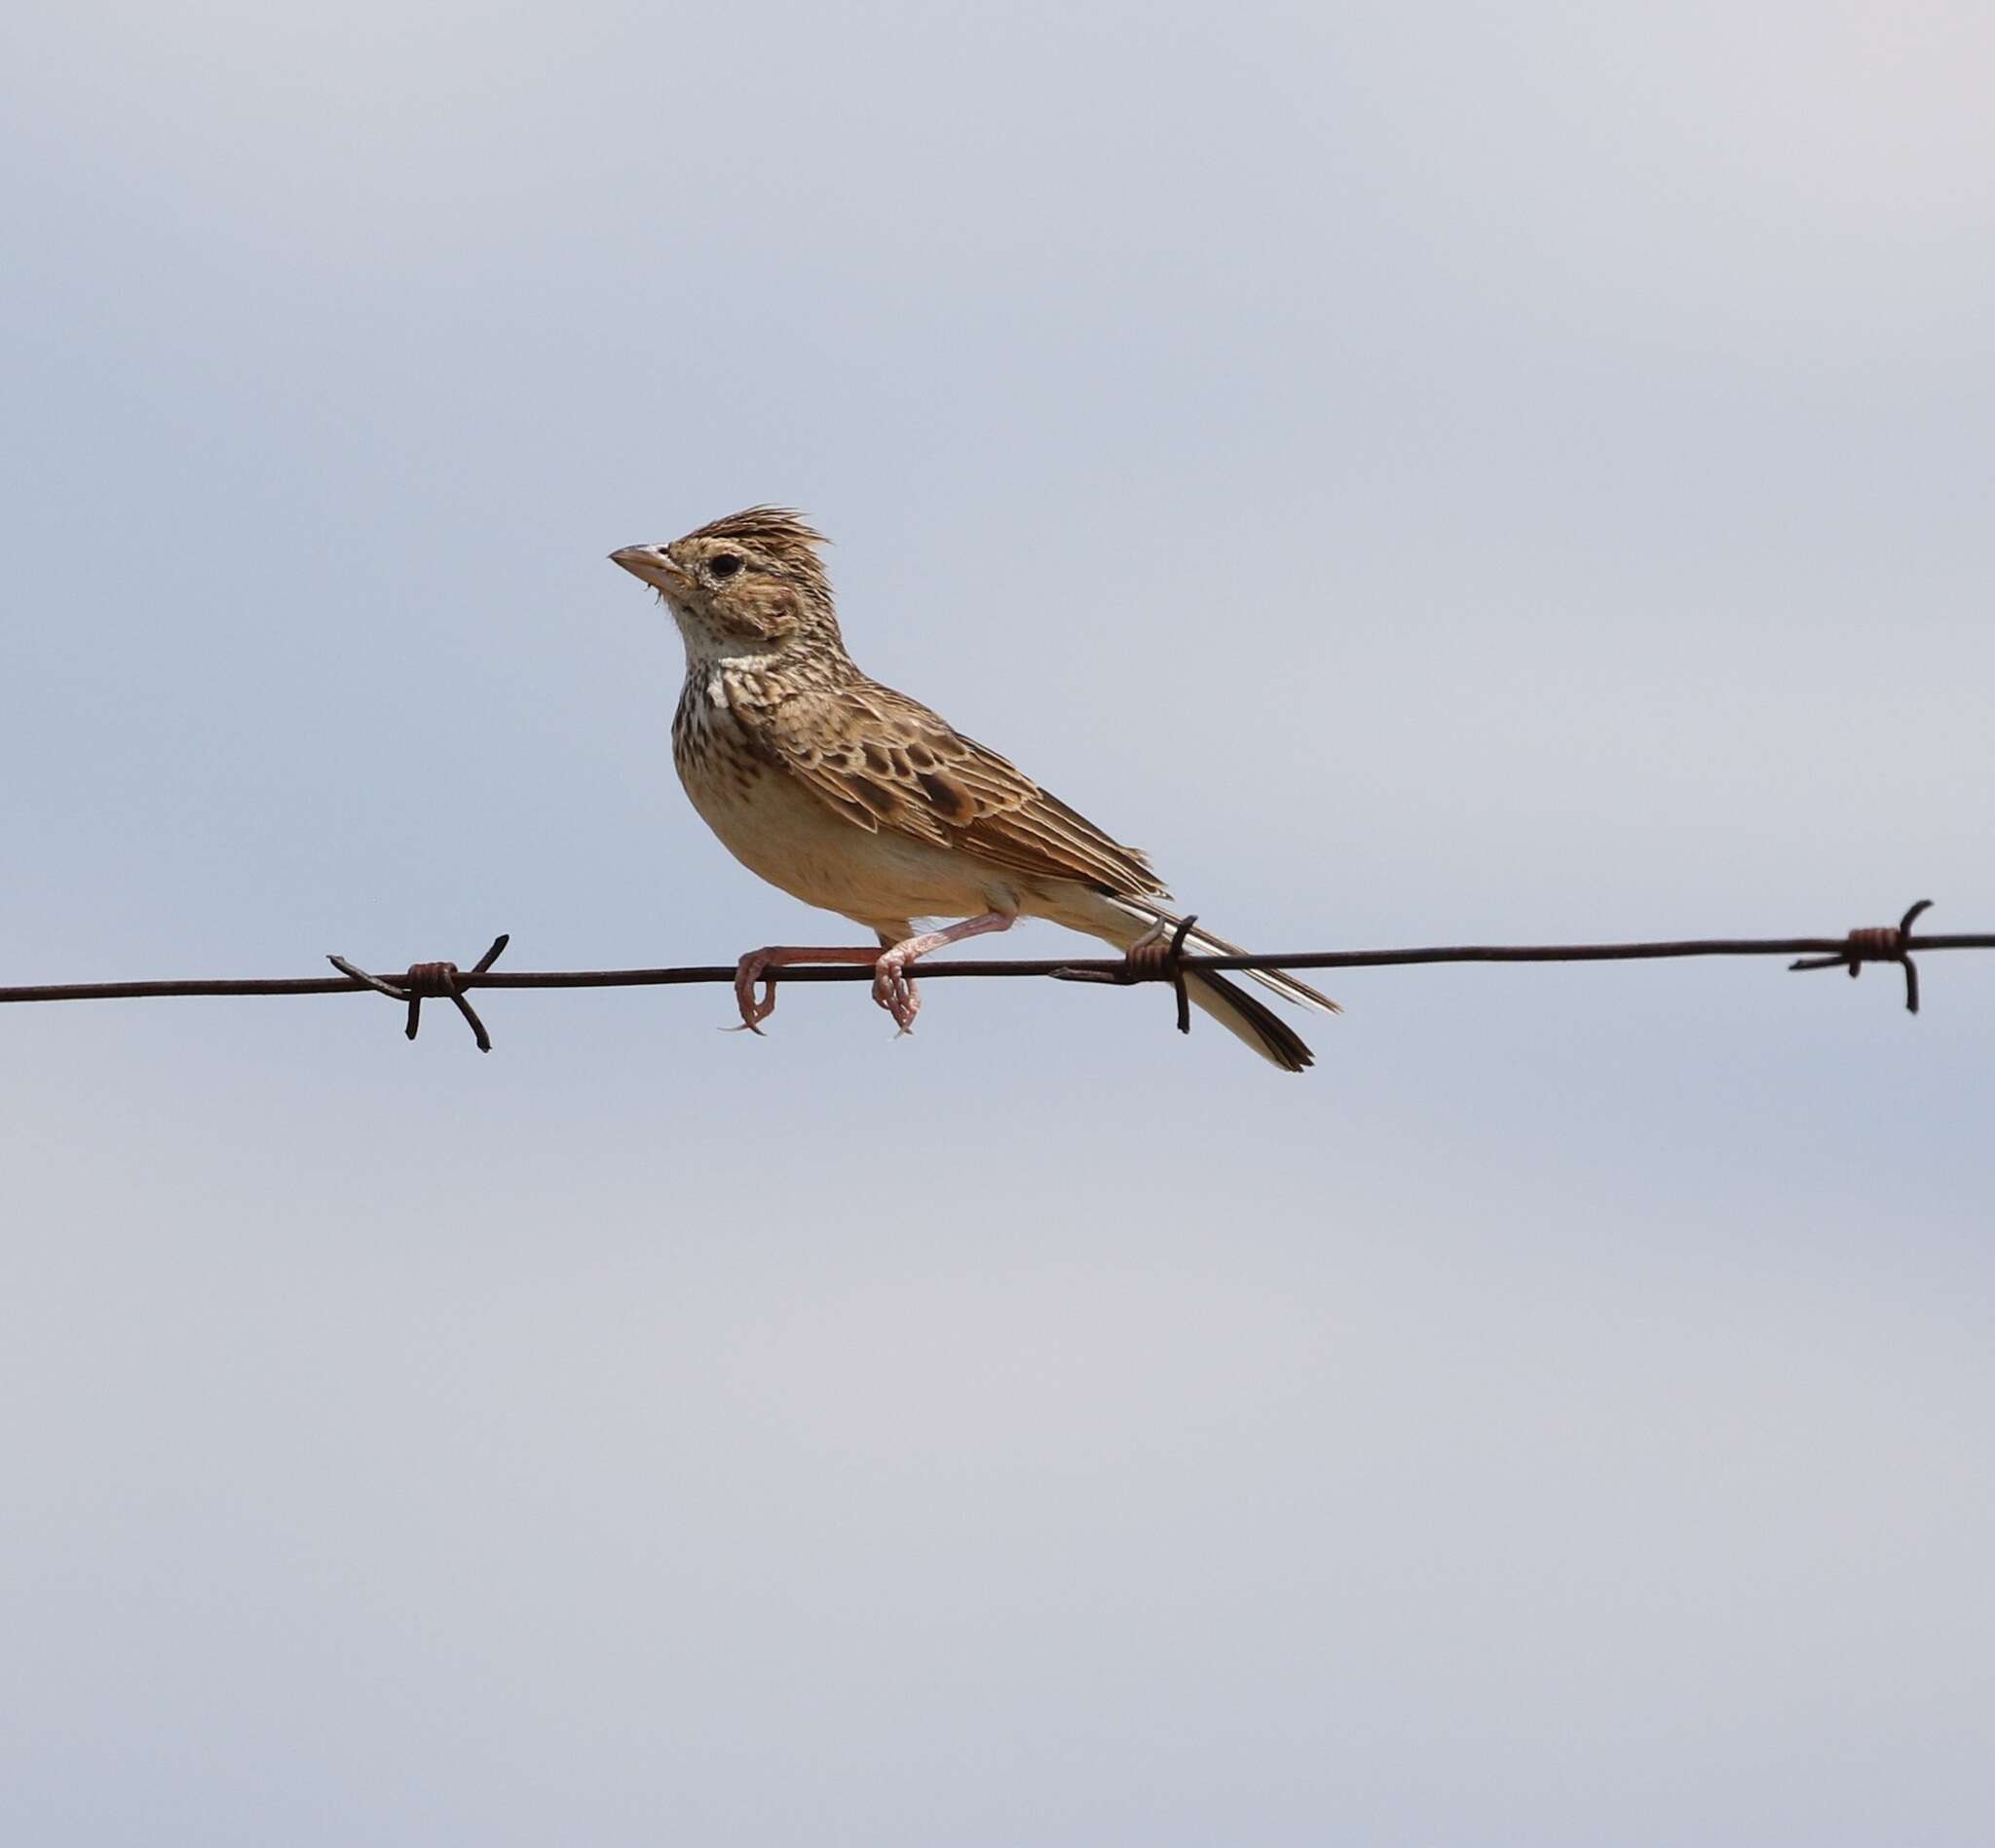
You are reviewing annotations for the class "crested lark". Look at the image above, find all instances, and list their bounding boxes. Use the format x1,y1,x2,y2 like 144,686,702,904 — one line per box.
610,508,1336,1070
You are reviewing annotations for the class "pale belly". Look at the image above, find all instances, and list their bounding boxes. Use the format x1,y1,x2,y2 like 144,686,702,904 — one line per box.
682,754,1021,932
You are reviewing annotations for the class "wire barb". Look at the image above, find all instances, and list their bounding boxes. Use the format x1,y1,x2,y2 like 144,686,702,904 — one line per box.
1049,914,1199,1036
1788,899,1933,1014
326,933,510,1051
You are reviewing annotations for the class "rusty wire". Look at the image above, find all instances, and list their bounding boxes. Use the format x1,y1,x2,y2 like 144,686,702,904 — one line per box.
0,898,1988,1052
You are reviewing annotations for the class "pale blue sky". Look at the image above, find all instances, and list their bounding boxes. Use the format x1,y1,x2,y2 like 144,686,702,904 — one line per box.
4,4,1992,1842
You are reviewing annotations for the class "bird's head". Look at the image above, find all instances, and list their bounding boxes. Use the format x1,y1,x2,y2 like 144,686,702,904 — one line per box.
611,507,840,659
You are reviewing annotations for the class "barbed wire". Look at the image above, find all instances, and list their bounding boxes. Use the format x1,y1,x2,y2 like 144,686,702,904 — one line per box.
2,899,1986,1052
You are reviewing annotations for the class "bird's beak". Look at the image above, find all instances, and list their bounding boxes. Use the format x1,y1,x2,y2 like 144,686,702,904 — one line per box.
610,545,688,593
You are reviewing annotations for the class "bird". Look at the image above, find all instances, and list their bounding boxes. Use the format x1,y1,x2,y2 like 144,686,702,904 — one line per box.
609,507,1337,1070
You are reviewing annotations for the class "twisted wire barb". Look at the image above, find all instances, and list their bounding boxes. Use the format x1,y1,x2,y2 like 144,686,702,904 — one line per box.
1786,898,1933,1014
1,899,1988,1051
326,934,511,1051
1047,913,1200,1034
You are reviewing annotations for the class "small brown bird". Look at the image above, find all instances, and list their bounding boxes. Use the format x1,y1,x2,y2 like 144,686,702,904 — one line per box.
610,508,1336,1070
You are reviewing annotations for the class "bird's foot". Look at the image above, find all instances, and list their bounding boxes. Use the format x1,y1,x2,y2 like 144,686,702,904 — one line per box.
728,944,884,1035
731,948,783,1033
871,952,922,1033
868,912,1018,1037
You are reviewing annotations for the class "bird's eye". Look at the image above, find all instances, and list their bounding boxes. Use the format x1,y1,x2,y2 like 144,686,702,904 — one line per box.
708,552,743,581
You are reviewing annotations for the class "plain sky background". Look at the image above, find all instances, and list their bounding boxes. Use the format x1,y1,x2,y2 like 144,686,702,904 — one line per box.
4,3,1992,1842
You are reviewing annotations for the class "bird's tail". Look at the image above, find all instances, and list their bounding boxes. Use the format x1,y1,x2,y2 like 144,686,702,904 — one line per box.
1039,891,1337,1073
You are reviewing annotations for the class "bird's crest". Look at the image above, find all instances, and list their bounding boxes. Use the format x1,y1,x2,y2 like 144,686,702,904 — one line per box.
684,506,828,552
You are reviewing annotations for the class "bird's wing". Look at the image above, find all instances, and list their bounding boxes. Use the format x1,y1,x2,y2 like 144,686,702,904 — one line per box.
751,678,1167,901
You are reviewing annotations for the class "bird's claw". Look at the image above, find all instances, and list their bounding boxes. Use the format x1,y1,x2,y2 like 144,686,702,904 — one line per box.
872,955,922,1033
732,951,781,1034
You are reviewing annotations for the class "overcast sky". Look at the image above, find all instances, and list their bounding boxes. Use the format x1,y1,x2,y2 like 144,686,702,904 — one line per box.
4,3,1993,1842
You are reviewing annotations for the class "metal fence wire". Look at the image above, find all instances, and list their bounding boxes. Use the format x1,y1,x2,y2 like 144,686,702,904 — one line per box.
3,900,1985,1053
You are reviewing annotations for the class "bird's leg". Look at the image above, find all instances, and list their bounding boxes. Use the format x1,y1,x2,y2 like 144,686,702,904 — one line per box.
731,944,884,1034
873,912,1016,1034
